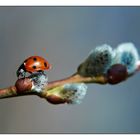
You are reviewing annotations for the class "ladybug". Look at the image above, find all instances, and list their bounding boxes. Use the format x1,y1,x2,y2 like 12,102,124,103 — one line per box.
16,56,52,78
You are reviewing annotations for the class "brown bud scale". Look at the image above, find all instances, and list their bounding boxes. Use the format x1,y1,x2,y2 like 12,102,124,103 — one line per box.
46,94,66,104
15,78,32,94
107,64,128,84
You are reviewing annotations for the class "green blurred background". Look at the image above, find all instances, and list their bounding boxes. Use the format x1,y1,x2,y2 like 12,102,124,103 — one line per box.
0,7,140,133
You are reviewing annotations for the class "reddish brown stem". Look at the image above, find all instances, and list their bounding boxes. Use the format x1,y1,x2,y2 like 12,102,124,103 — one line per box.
0,73,108,99
46,73,108,90
0,86,17,98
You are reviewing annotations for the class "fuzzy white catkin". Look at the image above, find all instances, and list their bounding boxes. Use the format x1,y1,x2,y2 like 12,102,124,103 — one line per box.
113,43,139,74
31,73,48,92
78,44,113,76
61,83,88,104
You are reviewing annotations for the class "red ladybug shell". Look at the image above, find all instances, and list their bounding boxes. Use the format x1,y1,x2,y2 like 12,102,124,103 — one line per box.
23,56,51,73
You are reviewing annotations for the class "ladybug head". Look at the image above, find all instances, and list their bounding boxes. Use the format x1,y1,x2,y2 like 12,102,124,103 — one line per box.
16,64,26,78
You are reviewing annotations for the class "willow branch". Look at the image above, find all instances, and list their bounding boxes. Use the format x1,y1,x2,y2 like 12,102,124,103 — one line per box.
0,73,108,99
0,86,17,98
46,73,108,90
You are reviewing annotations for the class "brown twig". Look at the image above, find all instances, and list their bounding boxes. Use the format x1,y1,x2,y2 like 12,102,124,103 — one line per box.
46,73,108,90
0,86,17,98
0,73,108,99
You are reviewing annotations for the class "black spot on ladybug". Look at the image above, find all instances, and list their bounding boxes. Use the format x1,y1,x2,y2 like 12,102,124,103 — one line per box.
44,62,47,67
33,57,37,61
33,66,37,69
